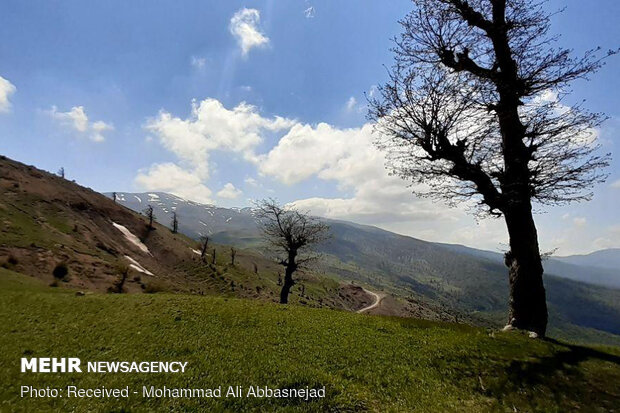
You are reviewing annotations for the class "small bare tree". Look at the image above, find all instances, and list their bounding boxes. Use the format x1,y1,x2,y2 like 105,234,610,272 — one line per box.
112,192,117,203
57,167,65,179
171,212,179,234
369,0,614,336
230,247,237,266
110,264,129,294
211,248,216,265
199,236,209,261
255,199,330,304
143,205,155,230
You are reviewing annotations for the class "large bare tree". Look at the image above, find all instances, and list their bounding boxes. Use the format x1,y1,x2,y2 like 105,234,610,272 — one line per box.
369,0,614,336
255,199,330,304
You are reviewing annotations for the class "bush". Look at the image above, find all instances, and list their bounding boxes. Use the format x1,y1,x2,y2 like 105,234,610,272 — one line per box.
143,282,166,294
52,262,69,280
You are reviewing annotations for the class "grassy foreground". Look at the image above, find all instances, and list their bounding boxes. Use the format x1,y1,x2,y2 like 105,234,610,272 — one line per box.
1,270,619,412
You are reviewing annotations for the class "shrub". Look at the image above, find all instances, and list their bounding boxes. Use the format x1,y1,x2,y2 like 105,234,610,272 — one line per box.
52,262,69,280
143,282,166,294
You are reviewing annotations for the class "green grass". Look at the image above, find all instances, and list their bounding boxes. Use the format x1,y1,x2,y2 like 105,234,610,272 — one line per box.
1,269,619,412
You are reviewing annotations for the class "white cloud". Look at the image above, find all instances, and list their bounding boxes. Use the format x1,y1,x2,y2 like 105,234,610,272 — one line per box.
217,183,242,199
135,163,213,204
0,75,16,113
367,85,378,99
345,97,357,112
229,8,269,56
145,98,294,175
49,105,113,142
140,98,294,205
259,122,459,226
244,177,259,187
304,6,315,18
191,56,206,70
611,179,620,189
592,225,620,250
573,217,587,227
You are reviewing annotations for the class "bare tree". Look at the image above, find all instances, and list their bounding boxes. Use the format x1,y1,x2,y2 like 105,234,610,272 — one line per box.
255,199,330,304
143,205,155,230
109,264,129,294
171,212,179,234
199,236,209,261
211,248,216,265
112,192,117,203
230,247,237,266
57,167,65,179
369,0,614,336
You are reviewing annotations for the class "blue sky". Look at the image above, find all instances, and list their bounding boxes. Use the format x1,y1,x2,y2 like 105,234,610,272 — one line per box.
0,0,619,255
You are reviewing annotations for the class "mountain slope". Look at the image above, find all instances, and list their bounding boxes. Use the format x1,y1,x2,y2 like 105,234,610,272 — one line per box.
112,191,620,345
0,156,436,315
556,248,620,271
440,243,620,288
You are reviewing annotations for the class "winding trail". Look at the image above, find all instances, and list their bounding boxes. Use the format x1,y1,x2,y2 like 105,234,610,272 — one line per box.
357,289,384,313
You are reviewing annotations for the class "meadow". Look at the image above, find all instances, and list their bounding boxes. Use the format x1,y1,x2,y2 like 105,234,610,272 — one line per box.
1,269,619,412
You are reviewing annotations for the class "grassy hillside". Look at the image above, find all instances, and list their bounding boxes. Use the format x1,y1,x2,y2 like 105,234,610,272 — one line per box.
111,191,620,345
1,269,619,412
0,155,394,314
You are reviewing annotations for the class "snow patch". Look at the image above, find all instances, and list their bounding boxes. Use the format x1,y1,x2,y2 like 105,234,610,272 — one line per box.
124,255,154,276
134,195,142,203
191,249,201,255
112,222,151,254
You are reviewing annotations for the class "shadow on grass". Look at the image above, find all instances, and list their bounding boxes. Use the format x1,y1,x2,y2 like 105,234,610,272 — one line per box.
507,338,620,384
490,338,620,410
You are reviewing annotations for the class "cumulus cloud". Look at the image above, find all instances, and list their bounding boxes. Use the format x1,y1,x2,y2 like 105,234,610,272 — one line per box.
49,105,113,142
611,179,620,189
229,8,269,56
146,98,294,174
259,122,458,225
135,163,213,204
244,177,259,187
140,98,293,204
0,75,16,113
217,183,243,199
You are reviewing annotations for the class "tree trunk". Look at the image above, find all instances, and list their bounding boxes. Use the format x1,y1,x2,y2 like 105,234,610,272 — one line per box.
279,250,297,304
279,267,294,304
503,202,548,336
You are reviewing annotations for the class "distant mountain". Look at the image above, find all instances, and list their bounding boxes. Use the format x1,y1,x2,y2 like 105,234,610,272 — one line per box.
439,243,620,289
111,191,620,344
555,249,620,271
